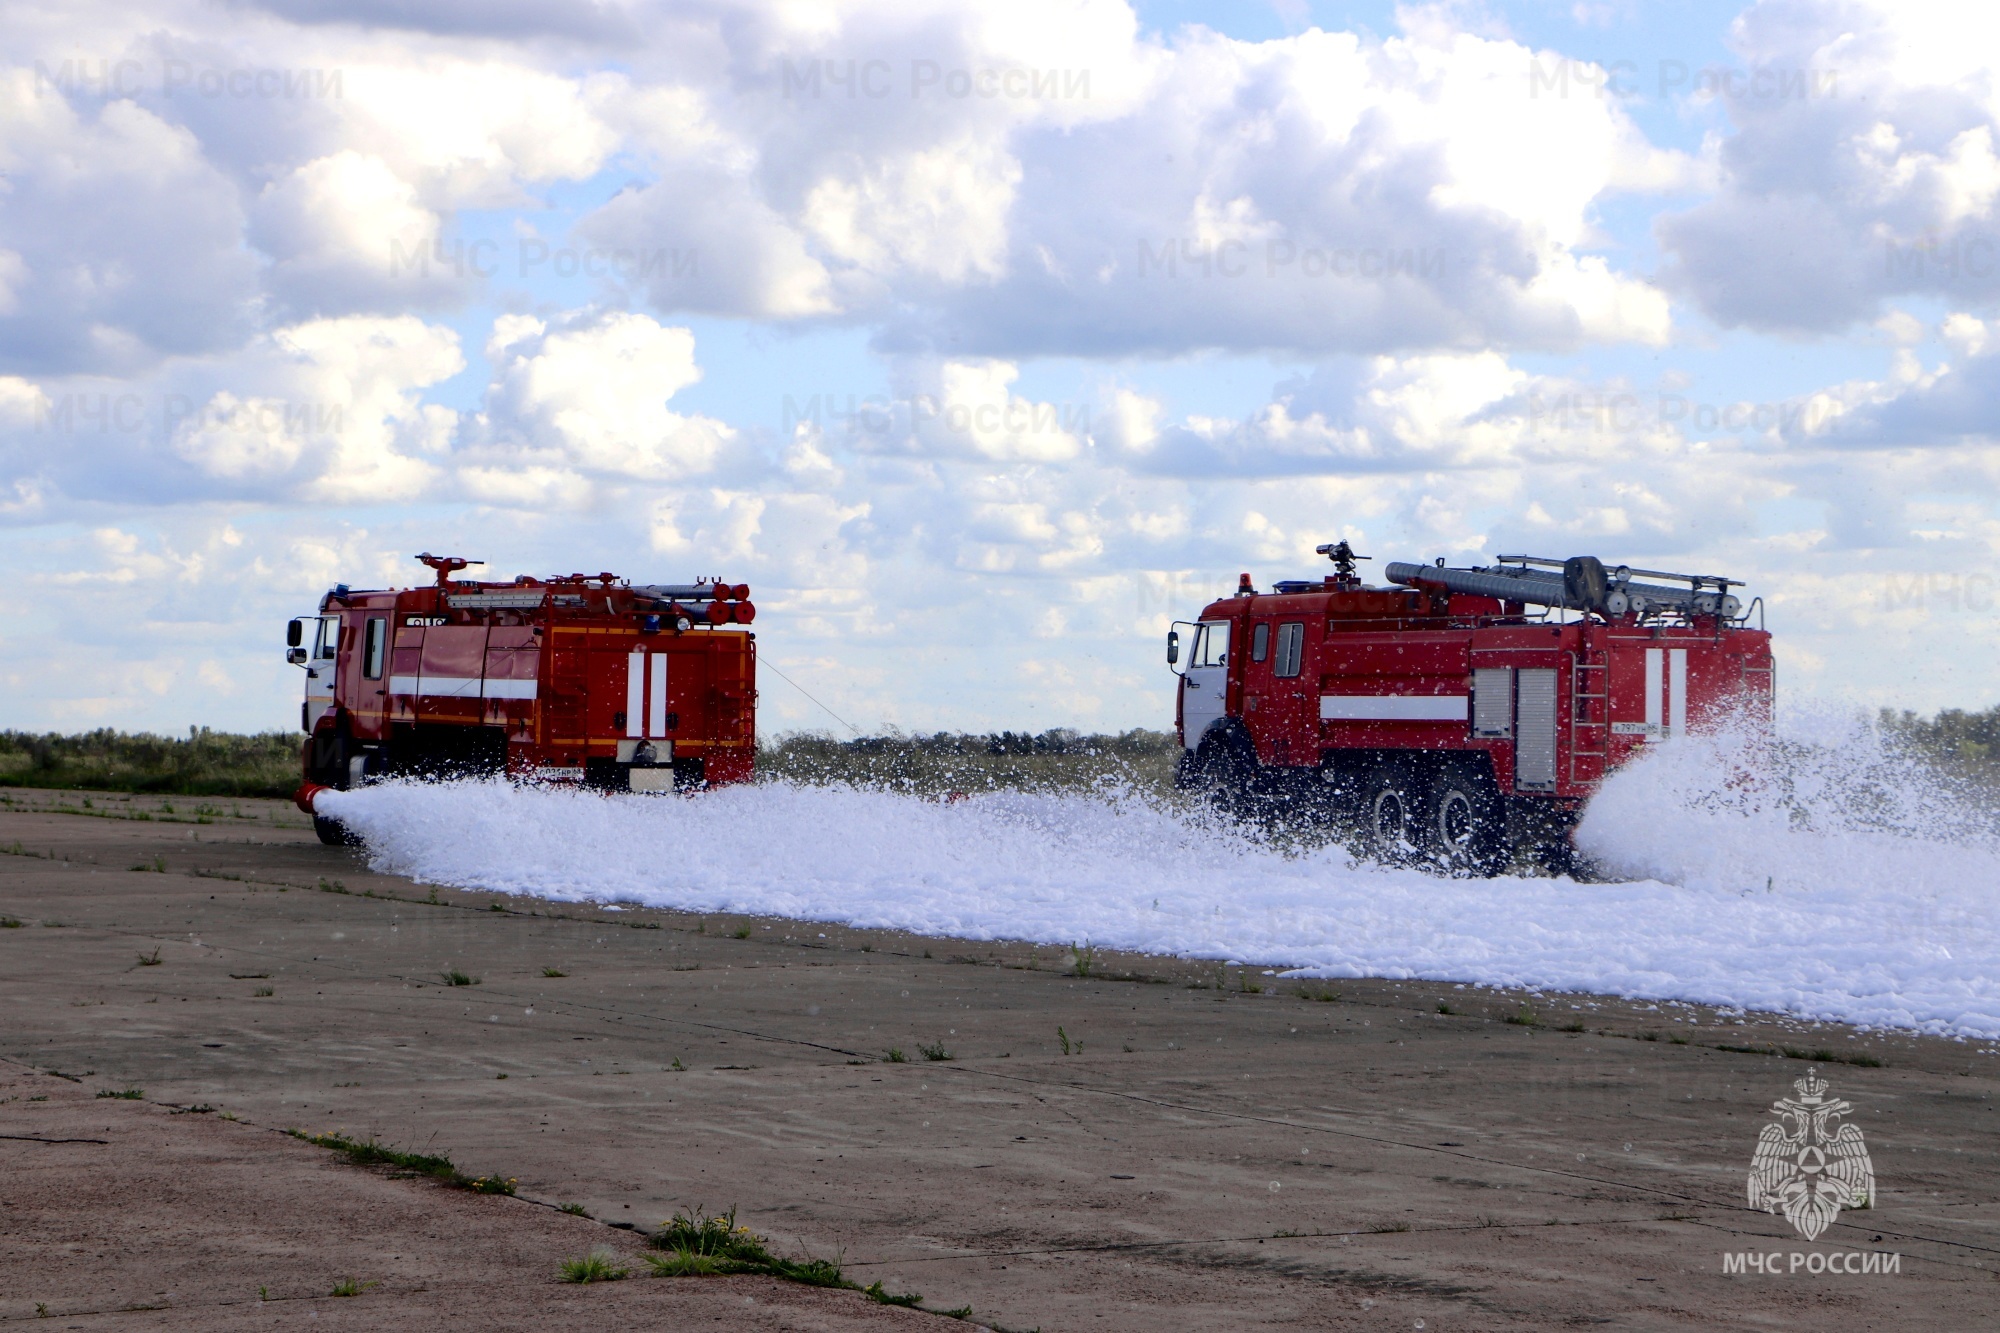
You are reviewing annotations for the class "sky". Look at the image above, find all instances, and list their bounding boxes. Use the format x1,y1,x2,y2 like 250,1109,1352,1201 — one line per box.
4,0,1999,737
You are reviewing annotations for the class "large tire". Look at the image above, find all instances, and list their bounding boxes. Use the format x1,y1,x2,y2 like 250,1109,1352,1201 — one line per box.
313,813,363,847
1359,763,1421,864
1425,768,1508,876
1187,729,1255,821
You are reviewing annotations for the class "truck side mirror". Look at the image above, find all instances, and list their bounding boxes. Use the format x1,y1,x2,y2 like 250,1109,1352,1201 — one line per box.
287,618,304,647
286,647,308,666
1166,629,1179,666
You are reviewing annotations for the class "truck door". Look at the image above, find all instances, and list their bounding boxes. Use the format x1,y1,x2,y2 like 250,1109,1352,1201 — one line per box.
1180,620,1230,749
303,615,340,732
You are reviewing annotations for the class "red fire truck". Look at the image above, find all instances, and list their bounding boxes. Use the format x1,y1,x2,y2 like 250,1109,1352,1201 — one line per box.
290,554,757,844
1168,544,1772,872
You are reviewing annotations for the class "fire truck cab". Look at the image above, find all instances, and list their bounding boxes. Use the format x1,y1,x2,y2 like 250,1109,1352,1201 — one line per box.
289,554,757,844
1169,543,1773,872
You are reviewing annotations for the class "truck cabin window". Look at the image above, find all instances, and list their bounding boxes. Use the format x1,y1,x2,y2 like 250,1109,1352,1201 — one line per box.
315,617,341,660
1193,621,1229,668
362,617,388,680
1251,622,1270,662
1275,622,1305,677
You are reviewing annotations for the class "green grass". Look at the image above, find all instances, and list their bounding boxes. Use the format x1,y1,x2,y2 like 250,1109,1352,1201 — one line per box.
558,1249,629,1283
541,966,567,978
1713,1043,1882,1067
441,968,479,986
883,1047,907,1063
864,1280,923,1307
0,917,20,928
1503,1005,1539,1027
918,1041,954,1062
559,1202,591,1217
96,1088,143,1100
328,1278,377,1298
731,925,752,939
136,946,163,966
290,1130,515,1194
757,728,1179,801
0,728,302,799
10,715,1986,808
644,1205,846,1287
0,724,1176,806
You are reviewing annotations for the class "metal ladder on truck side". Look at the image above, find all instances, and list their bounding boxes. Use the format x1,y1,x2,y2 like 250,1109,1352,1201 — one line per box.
1568,640,1609,786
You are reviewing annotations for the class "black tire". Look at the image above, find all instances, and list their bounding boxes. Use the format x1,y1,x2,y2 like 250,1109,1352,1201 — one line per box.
1425,769,1507,876
1360,764,1421,864
313,814,363,847
1187,729,1255,821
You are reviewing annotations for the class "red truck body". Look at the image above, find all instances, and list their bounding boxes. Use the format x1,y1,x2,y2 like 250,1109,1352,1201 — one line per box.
291,556,756,841
1169,548,1772,870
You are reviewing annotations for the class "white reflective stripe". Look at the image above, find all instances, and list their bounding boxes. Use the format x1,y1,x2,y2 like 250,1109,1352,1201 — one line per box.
1644,648,1664,742
1319,695,1468,721
1668,648,1687,739
626,653,645,737
419,675,481,698
389,674,420,695
481,678,537,700
648,654,668,737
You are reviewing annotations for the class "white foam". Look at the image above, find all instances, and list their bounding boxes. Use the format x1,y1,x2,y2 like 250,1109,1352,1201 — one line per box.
320,719,2000,1038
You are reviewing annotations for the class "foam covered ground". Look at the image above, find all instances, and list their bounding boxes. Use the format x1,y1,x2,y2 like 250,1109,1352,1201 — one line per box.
320,716,2000,1039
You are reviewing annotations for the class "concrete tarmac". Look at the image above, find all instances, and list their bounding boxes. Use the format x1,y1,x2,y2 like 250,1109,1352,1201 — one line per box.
1,789,1994,1330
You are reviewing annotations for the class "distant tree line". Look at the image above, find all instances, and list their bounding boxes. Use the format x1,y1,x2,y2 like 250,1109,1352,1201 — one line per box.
1879,706,2000,783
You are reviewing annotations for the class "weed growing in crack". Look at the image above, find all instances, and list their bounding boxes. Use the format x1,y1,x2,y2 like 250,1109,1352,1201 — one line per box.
864,1281,923,1307
329,1278,376,1297
541,966,567,978
441,968,479,986
290,1130,513,1194
883,1048,907,1063
558,1249,629,1283
645,1205,845,1287
918,1041,954,1062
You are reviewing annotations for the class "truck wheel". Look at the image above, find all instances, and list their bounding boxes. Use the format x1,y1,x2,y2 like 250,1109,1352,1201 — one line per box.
1361,768,1419,864
1427,775,1506,876
1189,732,1253,821
313,814,363,847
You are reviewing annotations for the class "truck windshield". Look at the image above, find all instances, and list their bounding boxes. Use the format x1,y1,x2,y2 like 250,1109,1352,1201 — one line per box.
1193,621,1229,668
